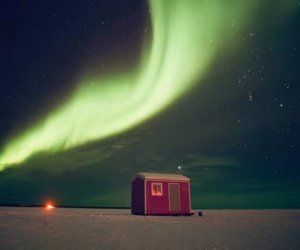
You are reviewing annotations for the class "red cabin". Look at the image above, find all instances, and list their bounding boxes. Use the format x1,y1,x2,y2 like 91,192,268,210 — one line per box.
131,172,192,215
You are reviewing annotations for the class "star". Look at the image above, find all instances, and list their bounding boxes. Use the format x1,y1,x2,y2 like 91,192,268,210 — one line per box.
248,91,253,101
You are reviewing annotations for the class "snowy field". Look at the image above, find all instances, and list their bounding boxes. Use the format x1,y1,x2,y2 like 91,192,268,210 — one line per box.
0,207,299,250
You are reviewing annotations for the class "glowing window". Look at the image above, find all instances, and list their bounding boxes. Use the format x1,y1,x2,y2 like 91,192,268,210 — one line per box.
151,183,163,196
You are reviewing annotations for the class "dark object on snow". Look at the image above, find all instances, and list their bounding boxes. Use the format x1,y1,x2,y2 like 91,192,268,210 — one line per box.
131,172,192,215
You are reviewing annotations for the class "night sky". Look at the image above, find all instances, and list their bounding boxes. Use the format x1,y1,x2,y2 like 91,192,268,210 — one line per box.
0,0,299,208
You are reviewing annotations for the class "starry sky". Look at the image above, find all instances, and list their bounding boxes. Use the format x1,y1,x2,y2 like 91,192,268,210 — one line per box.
0,0,299,208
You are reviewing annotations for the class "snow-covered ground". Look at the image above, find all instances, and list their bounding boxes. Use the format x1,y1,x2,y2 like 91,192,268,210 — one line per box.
0,207,299,249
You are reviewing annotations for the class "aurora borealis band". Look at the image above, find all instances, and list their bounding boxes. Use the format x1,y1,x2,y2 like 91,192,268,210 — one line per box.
0,0,256,169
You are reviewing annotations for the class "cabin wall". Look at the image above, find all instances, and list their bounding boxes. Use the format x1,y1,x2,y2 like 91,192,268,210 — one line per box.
146,180,191,214
179,182,191,213
131,177,145,214
146,181,169,214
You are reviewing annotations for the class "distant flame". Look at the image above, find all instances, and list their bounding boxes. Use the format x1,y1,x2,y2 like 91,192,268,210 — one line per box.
45,203,55,210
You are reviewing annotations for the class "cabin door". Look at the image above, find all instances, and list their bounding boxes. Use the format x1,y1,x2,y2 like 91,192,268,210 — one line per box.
168,183,180,212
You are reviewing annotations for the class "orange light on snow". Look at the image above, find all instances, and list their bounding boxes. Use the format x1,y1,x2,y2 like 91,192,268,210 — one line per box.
45,203,55,210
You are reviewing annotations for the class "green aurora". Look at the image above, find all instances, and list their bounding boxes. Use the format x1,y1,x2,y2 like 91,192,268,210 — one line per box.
0,0,293,170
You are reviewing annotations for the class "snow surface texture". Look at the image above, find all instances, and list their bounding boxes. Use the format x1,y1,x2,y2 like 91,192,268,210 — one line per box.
0,208,299,250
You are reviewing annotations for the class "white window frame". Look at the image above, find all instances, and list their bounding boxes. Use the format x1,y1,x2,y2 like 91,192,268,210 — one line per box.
151,182,163,196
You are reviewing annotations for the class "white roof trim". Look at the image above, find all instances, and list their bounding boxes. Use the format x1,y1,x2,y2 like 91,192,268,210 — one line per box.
132,172,190,182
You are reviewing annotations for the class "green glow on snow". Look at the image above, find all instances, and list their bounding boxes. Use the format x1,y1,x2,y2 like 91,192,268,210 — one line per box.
0,0,257,169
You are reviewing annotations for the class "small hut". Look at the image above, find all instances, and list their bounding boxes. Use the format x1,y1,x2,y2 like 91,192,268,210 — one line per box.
131,172,192,215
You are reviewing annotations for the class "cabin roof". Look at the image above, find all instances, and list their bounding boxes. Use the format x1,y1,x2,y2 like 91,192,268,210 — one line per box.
132,172,189,181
